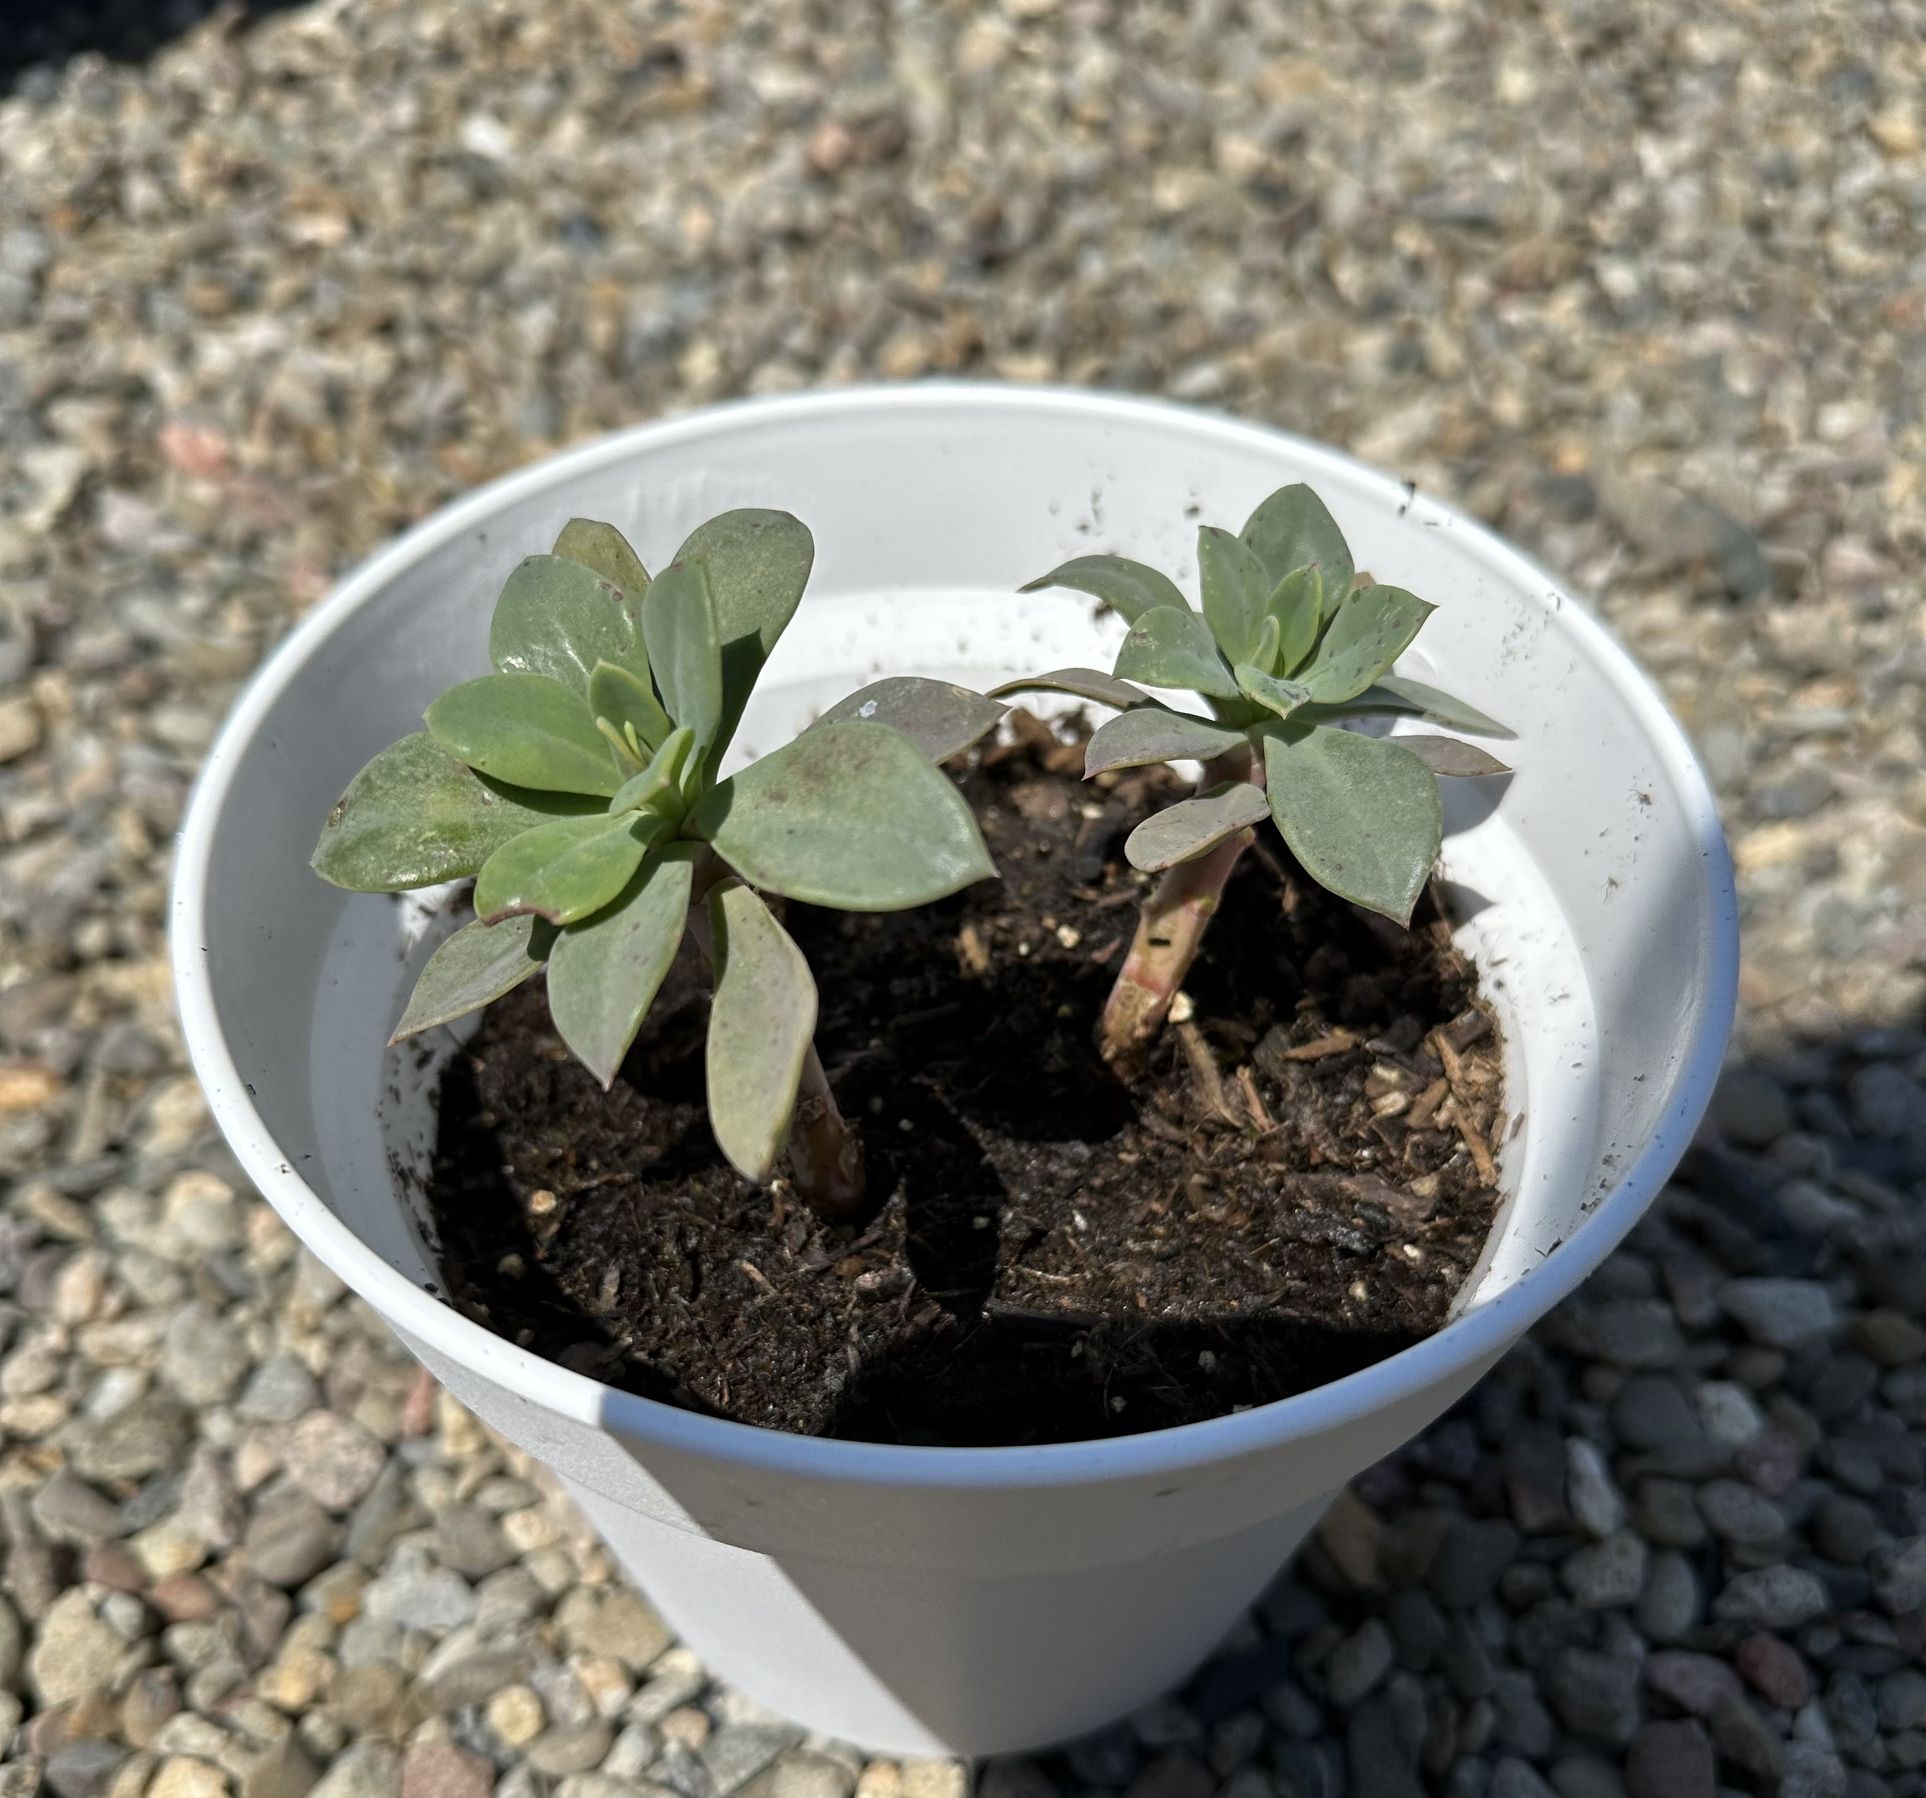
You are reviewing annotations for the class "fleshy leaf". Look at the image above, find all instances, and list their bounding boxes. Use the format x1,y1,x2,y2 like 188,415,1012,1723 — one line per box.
426,673,624,798
1235,661,1311,723
390,915,554,1042
641,559,723,754
552,519,650,597
1197,526,1273,663
675,509,813,756
1240,484,1354,624
689,721,994,911
490,555,648,698
988,667,1158,710
1018,554,1187,625
1300,584,1435,705
1396,735,1512,777
1262,724,1442,924
1124,781,1270,871
473,810,662,925
548,845,698,1087
1267,564,1323,673
312,733,596,892
1083,706,1248,776
588,659,672,760
1325,675,1514,739
1113,605,1242,700
705,879,817,1184
608,725,698,819
816,678,1007,763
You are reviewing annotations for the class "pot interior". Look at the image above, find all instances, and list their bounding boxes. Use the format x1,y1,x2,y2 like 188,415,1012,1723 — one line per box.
188,390,1731,1403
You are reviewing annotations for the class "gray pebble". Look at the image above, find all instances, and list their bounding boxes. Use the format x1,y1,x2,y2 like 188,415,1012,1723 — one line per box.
244,1492,341,1589
1565,1439,1625,1539
1871,1537,1926,1615
1634,1550,1700,1643
1720,1279,1838,1349
1563,1531,1647,1609
237,1354,322,1424
1323,1619,1393,1708
1697,1478,1786,1546
1548,1648,1642,1746
1714,1565,1832,1629
1490,1761,1557,1798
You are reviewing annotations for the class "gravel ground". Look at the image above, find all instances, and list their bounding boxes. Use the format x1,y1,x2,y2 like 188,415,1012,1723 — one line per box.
1,3,1924,1797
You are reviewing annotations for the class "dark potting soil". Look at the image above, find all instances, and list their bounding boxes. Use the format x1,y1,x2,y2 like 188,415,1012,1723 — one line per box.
424,723,1507,1446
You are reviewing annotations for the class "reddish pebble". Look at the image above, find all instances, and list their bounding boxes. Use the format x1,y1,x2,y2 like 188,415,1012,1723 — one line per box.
80,1543,146,1592
147,1572,221,1623
1735,1632,1810,1710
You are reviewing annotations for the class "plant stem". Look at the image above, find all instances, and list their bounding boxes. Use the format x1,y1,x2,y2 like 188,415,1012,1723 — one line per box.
688,852,867,1222
1096,747,1263,1073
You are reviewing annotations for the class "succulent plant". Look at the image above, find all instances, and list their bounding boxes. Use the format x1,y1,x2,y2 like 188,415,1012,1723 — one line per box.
313,510,1004,1217
999,483,1509,1068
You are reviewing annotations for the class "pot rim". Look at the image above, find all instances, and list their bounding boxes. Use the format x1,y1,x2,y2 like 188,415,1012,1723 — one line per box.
171,382,1739,1489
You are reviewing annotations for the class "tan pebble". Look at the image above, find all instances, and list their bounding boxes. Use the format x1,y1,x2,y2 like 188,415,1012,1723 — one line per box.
148,1757,231,1798
0,1062,63,1112
484,1685,544,1749
656,1707,709,1750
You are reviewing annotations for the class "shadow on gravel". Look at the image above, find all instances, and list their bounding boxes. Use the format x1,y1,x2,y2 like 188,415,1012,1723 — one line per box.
1,0,304,93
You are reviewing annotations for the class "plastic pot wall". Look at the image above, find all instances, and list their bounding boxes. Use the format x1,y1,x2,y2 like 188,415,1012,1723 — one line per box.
173,386,1738,1755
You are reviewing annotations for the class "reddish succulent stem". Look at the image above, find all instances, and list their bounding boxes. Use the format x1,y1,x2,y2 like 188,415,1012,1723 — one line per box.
1097,746,1263,1073
688,853,867,1223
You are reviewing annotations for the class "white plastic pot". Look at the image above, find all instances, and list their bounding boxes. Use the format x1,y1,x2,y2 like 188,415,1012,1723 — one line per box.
173,386,1737,1757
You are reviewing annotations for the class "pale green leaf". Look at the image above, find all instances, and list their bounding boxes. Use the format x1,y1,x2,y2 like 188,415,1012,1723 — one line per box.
1240,484,1354,623
705,879,817,1184
1018,554,1187,625
988,667,1158,710
1124,781,1270,871
589,659,672,759
689,721,994,911
675,509,814,756
1266,564,1324,673
641,559,723,754
473,810,662,925
816,678,1006,763
490,555,648,697
1235,661,1312,722
1262,724,1442,924
1197,526,1272,663
552,518,650,597
1396,735,1511,777
312,732,597,892
608,725,698,818
1113,605,1242,700
1300,584,1435,705
390,915,554,1042
1323,675,1514,739
426,673,624,798
1083,706,1248,776
548,845,698,1087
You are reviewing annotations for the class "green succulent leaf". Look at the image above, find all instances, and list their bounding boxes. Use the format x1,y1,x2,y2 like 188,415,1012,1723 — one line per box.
1197,527,1273,663
1124,782,1270,872
1262,723,1442,924
1396,735,1512,778
1240,484,1354,624
490,555,648,699
1300,584,1435,705
552,519,650,597
641,559,724,754
1321,674,1514,739
1266,564,1324,673
816,678,1007,763
988,667,1158,710
312,733,597,892
547,845,698,1088
1083,706,1248,776
1018,554,1187,625
705,878,817,1184
608,725,698,819
675,509,814,757
389,914,555,1042
426,673,625,798
1113,605,1243,701
690,720,994,911
589,659,672,760
1234,661,1312,723
473,810,663,926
